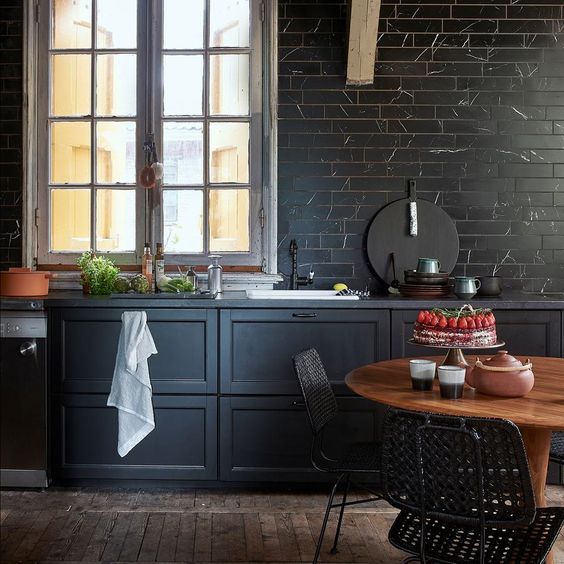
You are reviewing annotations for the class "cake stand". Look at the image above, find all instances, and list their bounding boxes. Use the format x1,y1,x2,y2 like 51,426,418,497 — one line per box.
407,339,506,366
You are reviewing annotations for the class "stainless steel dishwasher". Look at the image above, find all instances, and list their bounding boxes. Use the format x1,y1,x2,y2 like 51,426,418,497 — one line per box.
0,310,48,487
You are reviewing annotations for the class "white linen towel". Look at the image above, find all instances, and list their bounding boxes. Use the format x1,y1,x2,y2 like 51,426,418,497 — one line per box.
107,311,158,457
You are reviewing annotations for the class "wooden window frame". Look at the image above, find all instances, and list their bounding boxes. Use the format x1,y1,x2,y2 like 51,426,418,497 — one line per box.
28,0,278,273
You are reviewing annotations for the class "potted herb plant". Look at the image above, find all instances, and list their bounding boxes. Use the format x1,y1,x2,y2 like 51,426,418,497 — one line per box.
77,252,120,295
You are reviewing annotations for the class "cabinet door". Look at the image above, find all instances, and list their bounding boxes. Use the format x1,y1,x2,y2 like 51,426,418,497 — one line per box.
219,396,384,482
391,310,562,359
50,308,218,394
52,394,217,481
220,309,390,395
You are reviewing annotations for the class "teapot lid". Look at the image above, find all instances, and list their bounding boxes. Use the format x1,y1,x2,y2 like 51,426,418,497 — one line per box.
483,350,524,368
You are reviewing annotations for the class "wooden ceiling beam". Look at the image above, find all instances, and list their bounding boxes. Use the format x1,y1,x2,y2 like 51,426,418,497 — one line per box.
346,0,381,86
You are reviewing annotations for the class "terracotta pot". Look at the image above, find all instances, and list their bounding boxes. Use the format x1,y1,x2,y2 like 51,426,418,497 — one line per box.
0,267,52,297
462,351,534,398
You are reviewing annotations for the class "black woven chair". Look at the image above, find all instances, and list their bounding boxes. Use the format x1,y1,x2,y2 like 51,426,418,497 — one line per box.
382,407,564,564
550,431,564,465
293,348,382,564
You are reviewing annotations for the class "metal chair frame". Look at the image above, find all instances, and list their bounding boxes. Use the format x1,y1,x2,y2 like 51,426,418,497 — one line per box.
293,348,382,564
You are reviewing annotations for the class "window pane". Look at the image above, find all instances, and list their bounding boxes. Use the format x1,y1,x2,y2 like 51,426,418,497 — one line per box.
209,122,249,183
96,54,136,117
163,190,204,253
51,189,91,251
96,0,137,48
51,0,92,49
210,54,249,116
51,55,91,117
209,0,249,47
96,121,136,184
163,0,204,49
209,189,249,252
163,56,203,116
163,122,203,185
96,190,136,251
51,122,91,184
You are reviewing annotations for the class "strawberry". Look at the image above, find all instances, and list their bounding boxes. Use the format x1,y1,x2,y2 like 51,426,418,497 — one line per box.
417,311,426,323
475,318,482,328
481,317,490,327
467,317,475,329
488,313,496,324
458,317,468,329
423,311,432,325
438,315,448,328
430,314,439,326
448,317,457,328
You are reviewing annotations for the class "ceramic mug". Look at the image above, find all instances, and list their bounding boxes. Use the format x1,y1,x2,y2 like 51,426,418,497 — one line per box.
417,257,441,273
477,276,503,297
454,276,481,299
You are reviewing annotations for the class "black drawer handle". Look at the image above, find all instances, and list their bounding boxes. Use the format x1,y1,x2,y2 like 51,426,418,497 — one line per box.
292,401,306,407
292,313,317,318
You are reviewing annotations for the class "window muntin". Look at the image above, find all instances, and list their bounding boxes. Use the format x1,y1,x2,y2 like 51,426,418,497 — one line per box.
38,0,263,266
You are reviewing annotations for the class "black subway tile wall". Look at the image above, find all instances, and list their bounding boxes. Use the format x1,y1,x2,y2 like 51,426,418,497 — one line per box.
0,1,563,294
278,0,564,293
0,1,22,270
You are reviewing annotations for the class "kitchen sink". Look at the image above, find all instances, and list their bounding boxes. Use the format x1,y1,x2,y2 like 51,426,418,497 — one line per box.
246,290,359,300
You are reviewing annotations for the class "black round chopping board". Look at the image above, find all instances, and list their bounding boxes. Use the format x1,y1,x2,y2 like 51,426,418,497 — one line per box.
366,198,459,284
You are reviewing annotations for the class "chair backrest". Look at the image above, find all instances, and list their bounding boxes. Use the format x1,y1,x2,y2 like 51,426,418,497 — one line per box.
293,348,338,435
382,408,536,528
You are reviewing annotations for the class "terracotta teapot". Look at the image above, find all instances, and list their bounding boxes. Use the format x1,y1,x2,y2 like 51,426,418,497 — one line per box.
461,351,534,398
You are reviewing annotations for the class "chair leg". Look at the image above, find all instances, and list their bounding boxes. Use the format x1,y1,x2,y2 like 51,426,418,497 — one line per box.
313,473,344,564
330,473,350,554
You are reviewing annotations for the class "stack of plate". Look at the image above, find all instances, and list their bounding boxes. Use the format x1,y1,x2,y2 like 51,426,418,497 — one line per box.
399,270,452,298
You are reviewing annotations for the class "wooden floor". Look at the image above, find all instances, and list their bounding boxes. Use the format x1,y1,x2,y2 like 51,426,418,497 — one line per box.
1,486,563,563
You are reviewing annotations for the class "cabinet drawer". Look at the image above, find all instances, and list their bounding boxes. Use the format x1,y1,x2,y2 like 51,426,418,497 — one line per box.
50,308,218,394
220,309,390,394
219,396,384,482
52,394,217,481
391,310,562,359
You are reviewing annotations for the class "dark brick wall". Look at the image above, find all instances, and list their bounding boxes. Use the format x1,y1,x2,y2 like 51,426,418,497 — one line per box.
278,0,564,293
1,1,563,292
0,1,23,270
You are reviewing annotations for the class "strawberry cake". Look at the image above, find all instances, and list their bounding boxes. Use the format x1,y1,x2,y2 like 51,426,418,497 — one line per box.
413,306,497,347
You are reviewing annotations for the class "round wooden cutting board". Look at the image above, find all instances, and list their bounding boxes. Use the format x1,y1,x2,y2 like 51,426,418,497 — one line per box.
366,197,459,285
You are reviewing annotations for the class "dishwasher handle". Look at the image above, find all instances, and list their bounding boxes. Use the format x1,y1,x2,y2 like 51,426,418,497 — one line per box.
19,340,37,357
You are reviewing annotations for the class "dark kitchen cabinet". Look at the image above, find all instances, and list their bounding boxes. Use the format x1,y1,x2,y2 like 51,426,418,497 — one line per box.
219,396,384,482
51,394,217,481
391,310,562,359
220,309,390,395
50,308,218,394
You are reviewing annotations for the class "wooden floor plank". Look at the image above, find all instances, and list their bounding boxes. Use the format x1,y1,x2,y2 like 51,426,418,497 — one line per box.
211,513,246,562
137,512,165,561
193,513,212,563
118,511,149,562
63,512,101,561
81,511,117,561
156,512,180,562
259,512,282,562
100,512,131,562
243,513,264,562
26,510,73,561
12,509,57,561
274,513,301,562
0,510,41,561
289,513,316,563
46,511,87,561
174,512,196,562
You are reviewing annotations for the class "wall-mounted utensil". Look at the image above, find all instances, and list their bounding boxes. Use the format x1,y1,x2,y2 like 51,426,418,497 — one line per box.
388,252,400,294
408,179,418,237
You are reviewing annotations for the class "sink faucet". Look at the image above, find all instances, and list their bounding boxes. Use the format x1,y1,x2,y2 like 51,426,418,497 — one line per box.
289,239,314,290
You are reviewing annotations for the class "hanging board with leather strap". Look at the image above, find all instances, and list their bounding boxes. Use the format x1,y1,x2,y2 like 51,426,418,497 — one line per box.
366,181,459,284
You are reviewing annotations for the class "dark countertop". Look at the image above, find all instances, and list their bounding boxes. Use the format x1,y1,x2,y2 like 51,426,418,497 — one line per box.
2,290,563,310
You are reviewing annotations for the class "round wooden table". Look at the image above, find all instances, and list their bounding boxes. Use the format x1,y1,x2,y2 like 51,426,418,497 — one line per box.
346,356,564,508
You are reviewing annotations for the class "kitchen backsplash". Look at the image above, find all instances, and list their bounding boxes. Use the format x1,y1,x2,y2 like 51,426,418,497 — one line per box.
277,0,564,293
0,1,563,294
0,1,22,270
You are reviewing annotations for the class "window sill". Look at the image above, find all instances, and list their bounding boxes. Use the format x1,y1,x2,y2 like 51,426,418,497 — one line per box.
49,271,284,291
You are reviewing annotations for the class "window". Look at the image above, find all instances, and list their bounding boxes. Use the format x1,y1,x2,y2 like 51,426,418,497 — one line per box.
35,0,274,269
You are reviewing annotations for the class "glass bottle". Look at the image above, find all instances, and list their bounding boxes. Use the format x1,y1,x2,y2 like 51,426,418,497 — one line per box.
142,243,153,290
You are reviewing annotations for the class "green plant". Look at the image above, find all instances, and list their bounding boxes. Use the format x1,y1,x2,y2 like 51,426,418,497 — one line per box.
77,252,120,295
